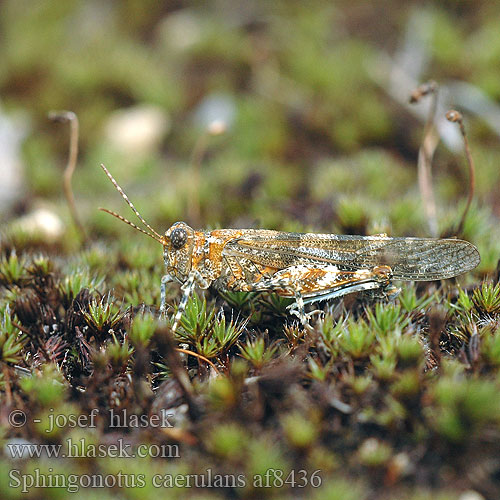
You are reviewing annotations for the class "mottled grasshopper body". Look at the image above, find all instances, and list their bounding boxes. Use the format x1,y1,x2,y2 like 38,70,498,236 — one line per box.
100,165,480,331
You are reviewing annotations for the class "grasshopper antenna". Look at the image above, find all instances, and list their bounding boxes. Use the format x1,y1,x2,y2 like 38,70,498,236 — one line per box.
99,208,164,244
100,164,165,243
445,110,476,237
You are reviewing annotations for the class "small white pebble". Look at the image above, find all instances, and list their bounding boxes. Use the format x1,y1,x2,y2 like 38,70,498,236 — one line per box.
104,105,170,157
193,93,235,131
15,208,65,242
157,10,203,51
459,491,485,500
207,119,227,136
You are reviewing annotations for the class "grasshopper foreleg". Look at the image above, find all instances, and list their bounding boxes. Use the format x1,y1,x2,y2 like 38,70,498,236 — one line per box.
170,271,209,334
160,273,175,317
171,273,196,334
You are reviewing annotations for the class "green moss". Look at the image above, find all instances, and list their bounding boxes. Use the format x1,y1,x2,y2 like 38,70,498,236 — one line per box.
20,364,66,407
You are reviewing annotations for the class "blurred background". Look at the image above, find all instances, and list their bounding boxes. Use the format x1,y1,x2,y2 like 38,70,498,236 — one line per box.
1,0,500,273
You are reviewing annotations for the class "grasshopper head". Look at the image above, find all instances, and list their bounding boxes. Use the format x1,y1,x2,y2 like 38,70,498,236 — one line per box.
164,222,196,281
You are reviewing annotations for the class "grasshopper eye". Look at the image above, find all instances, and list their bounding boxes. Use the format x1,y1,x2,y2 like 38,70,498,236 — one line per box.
170,227,188,250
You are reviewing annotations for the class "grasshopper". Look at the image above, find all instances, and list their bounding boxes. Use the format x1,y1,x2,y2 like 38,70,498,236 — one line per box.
99,164,480,332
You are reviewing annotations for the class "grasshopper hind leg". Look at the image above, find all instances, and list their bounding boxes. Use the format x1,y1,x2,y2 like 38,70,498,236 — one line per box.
302,281,383,305
288,265,396,325
301,265,397,306
287,289,320,331
288,289,307,325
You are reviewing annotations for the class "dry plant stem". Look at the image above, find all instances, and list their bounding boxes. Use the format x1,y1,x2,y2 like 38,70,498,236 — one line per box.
2,365,13,406
48,110,86,241
154,326,202,419
427,306,447,369
411,81,439,237
175,347,220,374
446,110,476,236
187,131,209,227
12,320,50,362
418,126,439,237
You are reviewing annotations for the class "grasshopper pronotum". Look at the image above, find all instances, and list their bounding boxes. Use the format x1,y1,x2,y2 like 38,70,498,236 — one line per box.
99,164,480,332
